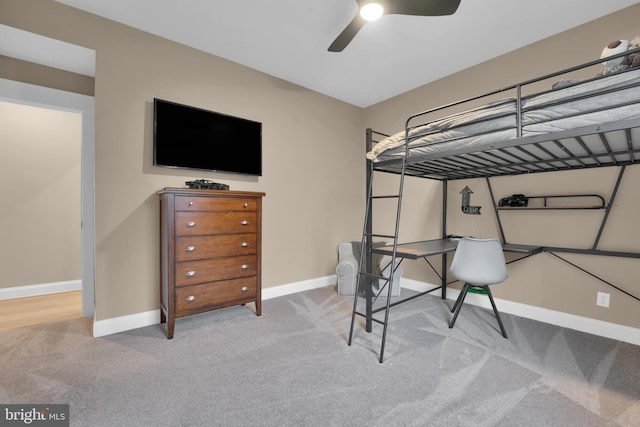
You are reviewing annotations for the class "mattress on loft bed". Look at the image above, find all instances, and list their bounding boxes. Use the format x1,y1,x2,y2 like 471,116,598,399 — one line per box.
368,68,640,163
521,69,640,133
365,98,518,161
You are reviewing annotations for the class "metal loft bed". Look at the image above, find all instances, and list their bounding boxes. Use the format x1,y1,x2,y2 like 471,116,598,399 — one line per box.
349,47,640,363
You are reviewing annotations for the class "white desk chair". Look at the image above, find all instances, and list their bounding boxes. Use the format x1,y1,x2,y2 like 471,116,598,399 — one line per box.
449,237,508,338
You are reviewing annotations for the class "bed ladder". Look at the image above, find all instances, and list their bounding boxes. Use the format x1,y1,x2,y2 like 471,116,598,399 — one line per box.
348,132,408,363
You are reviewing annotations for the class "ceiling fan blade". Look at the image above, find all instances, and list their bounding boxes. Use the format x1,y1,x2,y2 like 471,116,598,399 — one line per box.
384,0,462,16
328,14,367,52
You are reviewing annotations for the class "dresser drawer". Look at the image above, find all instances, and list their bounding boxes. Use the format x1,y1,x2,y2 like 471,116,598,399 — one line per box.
175,211,257,236
175,277,257,313
175,196,258,212
175,234,257,261
175,255,257,286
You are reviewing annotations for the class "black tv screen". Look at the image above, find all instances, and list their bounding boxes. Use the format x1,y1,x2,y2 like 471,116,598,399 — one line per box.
153,98,262,176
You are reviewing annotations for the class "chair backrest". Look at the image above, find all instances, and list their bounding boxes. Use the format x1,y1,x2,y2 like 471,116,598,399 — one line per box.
449,238,508,286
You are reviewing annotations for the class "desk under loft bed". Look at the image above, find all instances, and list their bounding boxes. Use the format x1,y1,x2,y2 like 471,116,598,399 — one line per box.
349,46,640,363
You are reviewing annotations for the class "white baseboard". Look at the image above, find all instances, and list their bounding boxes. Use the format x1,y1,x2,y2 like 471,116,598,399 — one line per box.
401,279,640,347
0,280,82,300
262,275,336,300
92,276,337,337
92,309,160,338
90,275,640,346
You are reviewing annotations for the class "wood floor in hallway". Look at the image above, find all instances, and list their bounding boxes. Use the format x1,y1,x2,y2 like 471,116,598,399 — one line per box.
0,290,82,332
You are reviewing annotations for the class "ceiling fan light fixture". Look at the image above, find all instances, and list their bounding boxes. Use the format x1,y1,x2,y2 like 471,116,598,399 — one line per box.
360,3,384,21
329,0,461,52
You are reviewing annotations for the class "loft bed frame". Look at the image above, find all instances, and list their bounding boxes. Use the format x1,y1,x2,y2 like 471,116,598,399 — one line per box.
349,47,640,363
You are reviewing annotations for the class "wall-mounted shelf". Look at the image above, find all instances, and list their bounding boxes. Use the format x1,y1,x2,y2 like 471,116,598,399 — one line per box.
497,194,605,210
485,168,640,307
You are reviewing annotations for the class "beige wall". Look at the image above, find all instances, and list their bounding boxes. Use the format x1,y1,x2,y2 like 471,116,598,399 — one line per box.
0,0,365,320
0,55,94,96
2,0,639,331
363,3,640,329
0,100,81,287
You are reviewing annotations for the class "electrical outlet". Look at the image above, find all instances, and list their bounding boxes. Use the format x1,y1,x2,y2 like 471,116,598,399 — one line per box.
597,292,610,308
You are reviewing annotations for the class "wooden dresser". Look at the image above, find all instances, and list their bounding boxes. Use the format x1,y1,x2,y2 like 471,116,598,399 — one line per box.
158,188,265,339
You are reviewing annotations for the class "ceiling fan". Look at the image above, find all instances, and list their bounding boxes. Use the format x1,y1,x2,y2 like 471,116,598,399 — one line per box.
328,0,462,52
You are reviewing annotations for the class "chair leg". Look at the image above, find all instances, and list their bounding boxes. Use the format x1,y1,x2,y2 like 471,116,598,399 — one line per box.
449,283,470,329
450,283,466,313
485,286,508,338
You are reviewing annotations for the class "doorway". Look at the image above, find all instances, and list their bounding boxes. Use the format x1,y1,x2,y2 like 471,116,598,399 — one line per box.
0,78,95,318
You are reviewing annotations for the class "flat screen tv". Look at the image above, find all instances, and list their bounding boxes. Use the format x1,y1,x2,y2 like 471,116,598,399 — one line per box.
153,98,262,176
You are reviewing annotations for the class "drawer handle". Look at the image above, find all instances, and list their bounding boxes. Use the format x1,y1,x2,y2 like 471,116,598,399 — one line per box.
240,220,250,226
240,242,250,247
188,201,194,207
243,203,248,208
186,271,196,277
186,295,196,302
240,264,250,270
240,286,249,292
186,246,196,252
186,221,196,228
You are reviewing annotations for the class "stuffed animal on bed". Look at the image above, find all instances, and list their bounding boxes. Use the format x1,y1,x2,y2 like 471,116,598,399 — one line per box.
597,35,640,75
628,35,640,68
598,39,630,75
552,35,640,89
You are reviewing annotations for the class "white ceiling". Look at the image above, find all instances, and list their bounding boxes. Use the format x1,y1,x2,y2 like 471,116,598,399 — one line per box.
9,1,640,107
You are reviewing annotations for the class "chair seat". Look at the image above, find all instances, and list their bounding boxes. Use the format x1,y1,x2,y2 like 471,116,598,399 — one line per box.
449,237,508,338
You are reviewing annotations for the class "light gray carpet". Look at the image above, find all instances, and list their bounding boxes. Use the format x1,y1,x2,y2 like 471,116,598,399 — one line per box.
1,286,639,426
